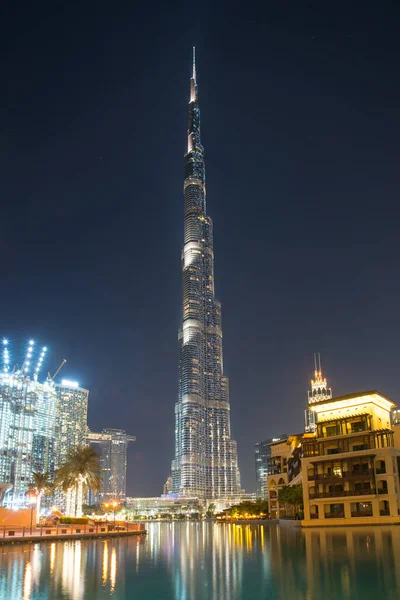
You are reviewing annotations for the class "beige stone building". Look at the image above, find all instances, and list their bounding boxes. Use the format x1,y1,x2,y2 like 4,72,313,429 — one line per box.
267,435,303,518
302,391,400,526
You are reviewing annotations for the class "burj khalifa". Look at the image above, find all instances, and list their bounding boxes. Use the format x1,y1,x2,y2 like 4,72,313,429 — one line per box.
171,50,241,499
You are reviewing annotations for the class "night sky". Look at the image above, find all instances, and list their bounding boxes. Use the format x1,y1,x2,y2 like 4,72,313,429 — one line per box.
2,2,400,496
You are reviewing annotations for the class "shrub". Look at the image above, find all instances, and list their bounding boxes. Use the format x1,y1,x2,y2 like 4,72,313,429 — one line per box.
60,517,89,525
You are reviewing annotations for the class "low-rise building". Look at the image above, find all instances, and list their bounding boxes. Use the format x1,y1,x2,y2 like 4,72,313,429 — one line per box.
302,390,400,526
126,495,205,518
266,434,303,518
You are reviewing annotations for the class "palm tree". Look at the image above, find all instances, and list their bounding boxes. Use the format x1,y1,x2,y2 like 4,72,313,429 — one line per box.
26,471,54,524
55,446,102,517
205,503,216,518
55,465,76,516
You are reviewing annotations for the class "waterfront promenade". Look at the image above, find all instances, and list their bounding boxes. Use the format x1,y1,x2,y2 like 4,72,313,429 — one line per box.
0,522,146,544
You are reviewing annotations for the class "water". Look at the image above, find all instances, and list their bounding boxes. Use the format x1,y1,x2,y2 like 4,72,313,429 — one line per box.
0,522,399,599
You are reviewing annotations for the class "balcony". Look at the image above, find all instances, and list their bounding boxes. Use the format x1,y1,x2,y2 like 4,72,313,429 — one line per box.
351,510,373,518
380,509,390,516
325,512,344,519
309,489,376,500
378,488,388,495
308,469,374,481
375,468,386,475
303,429,394,458
344,469,374,478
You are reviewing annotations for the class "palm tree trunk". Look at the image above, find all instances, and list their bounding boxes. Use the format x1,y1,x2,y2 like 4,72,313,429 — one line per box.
65,487,72,516
71,485,77,518
36,493,42,525
76,475,84,518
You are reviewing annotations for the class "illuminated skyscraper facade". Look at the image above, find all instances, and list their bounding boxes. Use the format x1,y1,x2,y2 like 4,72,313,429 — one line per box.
88,429,135,501
54,380,89,466
254,435,286,499
255,440,271,499
171,50,241,498
0,339,57,507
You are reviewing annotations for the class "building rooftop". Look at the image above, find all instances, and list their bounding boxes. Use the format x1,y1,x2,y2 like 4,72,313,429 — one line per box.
310,390,396,408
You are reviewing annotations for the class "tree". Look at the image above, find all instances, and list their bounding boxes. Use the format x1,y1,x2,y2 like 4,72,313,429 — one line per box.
278,485,303,518
26,471,54,524
289,486,303,513
206,503,216,518
55,446,102,517
218,499,269,520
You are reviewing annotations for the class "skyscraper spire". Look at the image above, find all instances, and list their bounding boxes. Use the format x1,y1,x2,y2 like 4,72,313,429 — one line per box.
171,51,241,499
190,47,198,104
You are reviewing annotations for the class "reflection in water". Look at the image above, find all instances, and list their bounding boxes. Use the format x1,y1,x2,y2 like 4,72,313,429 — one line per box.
0,524,400,599
61,542,84,600
50,543,55,574
23,561,31,600
110,547,116,594
102,541,108,585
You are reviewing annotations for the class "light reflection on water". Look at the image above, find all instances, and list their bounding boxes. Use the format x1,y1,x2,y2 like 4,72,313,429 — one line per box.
0,523,400,599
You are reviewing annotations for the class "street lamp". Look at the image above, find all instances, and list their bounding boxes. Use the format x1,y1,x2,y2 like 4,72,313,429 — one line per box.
28,496,37,535
112,501,118,527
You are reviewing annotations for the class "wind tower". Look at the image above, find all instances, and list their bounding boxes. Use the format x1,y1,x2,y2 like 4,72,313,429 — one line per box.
305,353,332,433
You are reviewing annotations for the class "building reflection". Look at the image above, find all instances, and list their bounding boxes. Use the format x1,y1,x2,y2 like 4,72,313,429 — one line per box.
302,526,400,598
61,541,84,600
0,536,145,599
149,523,400,600
1,524,400,598
145,522,275,600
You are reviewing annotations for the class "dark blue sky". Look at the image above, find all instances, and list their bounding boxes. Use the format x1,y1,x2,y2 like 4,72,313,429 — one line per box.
1,1,400,495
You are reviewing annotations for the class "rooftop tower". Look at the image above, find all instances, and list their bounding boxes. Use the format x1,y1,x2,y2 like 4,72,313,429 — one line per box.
305,353,332,433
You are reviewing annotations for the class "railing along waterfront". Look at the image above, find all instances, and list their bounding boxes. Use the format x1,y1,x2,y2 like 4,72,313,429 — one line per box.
0,522,145,540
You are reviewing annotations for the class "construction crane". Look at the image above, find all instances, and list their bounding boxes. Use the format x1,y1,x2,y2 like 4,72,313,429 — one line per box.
49,359,67,381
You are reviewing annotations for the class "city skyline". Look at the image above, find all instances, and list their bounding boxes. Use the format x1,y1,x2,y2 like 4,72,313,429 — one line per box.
2,3,400,496
171,49,241,498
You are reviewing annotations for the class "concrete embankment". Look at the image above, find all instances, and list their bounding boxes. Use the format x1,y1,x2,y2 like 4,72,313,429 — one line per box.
0,525,146,545
217,519,279,525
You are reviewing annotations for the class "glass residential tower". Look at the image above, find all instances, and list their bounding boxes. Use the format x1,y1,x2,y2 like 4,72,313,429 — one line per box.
171,50,241,499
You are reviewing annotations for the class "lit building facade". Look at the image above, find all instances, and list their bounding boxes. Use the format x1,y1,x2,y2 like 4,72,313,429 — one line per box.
163,476,172,496
0,366,57,507
88,429,135,502
255,435,287,499
302,391,400,526
171,49,241,499
126,496,205,518
54,380,89,467
266,435,303,518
